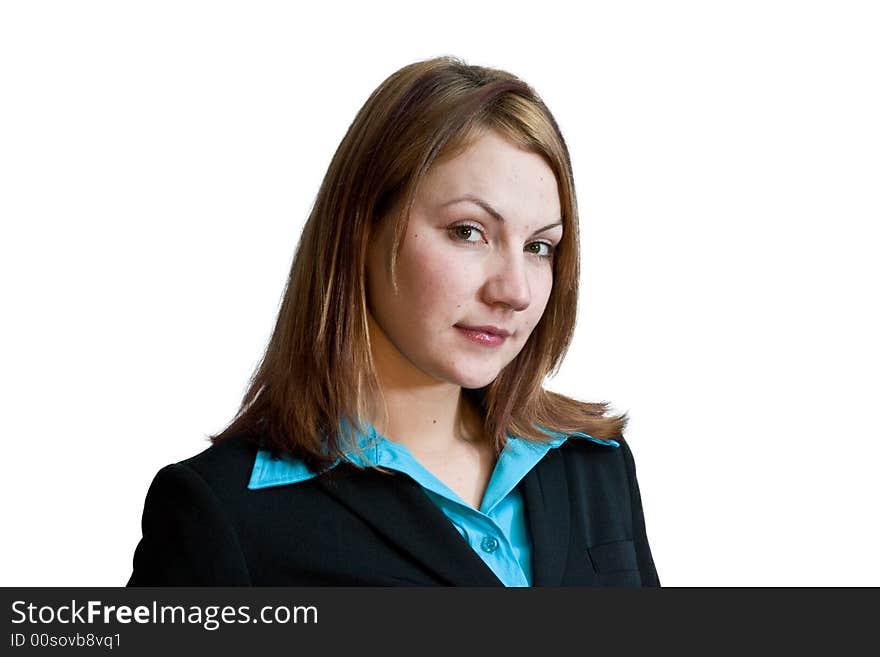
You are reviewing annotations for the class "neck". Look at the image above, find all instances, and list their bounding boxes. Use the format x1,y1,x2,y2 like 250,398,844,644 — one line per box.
369,386,484,454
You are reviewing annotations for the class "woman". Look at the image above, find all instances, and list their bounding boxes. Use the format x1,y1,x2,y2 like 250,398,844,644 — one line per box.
127,55,659,587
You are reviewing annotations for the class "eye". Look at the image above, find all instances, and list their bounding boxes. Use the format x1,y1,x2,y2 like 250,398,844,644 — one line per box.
527,241,556,260
447,223,485,244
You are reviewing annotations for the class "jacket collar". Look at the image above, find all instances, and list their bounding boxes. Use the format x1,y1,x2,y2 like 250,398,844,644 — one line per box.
248,423,619,490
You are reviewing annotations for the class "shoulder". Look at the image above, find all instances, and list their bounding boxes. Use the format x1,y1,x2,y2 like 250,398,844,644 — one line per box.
181,433,259,482
146,433,260,504
554,433,641,492
556,432,632,464
130,435,256,585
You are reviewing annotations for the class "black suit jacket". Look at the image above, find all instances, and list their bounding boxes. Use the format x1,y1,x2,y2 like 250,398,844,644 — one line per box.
127,432,659,586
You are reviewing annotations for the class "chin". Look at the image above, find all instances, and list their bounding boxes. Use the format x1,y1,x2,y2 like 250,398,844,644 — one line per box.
426,352,504,389
449,368,500,390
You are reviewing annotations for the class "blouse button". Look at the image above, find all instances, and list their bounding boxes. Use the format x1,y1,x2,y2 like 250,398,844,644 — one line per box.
480,536,499,553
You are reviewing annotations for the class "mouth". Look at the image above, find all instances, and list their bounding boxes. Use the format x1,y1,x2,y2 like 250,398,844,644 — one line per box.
454,324,510,347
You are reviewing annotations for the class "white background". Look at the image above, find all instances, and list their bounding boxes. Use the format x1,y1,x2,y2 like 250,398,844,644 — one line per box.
2,1,878,587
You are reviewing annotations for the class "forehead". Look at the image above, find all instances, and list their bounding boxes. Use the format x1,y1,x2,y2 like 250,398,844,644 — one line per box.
418,130,562,223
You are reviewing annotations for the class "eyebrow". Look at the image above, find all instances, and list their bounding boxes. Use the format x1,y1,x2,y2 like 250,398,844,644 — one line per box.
441,194,563,235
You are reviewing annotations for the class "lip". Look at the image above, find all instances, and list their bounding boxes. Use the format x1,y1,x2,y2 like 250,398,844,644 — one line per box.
455,324,512,337
454,324,511,347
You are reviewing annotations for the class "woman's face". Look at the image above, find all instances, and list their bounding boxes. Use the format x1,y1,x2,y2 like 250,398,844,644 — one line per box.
366,128,563,390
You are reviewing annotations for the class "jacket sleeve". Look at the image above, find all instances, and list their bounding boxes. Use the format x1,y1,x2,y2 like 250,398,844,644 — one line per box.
619,438,661,587
127,463,252,586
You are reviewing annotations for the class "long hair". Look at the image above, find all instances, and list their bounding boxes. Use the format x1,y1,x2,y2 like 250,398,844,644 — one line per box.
209,55,628,472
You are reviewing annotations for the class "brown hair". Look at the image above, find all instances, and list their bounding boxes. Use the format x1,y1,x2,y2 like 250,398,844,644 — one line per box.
209,55,628,472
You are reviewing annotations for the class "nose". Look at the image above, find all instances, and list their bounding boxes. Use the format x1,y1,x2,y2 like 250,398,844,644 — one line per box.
480,250,531,312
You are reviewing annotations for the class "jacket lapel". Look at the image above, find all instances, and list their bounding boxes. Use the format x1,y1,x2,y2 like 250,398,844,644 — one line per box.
315,465,504,586
520,446,571,586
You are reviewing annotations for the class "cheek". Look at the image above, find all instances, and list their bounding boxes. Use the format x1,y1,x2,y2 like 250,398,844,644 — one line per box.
537,273,554,311
398,239,474,311
522,272,554,330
